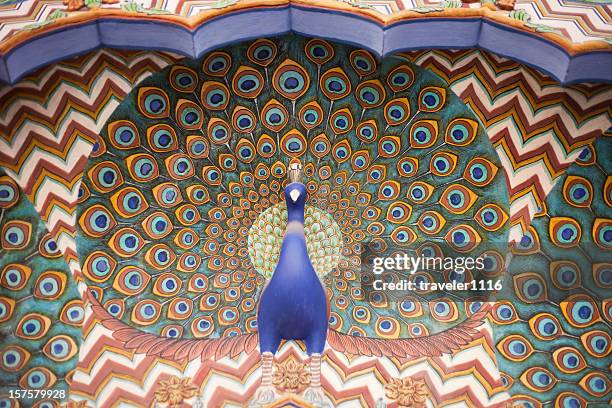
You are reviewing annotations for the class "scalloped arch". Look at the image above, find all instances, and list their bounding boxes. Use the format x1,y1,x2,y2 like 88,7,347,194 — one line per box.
0,2,610,85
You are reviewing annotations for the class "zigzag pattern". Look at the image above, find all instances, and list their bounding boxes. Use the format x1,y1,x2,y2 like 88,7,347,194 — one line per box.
69,313,509,407
0,46,609,406
0,49,181,277
397,0,612,43
514,0,612,42
402,49,612,241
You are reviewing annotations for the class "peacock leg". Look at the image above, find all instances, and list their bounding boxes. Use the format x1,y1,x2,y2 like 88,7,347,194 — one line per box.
303,353,325,407
249,352,277,407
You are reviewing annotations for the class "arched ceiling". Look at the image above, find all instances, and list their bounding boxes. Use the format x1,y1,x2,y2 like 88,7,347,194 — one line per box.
0,0,610,85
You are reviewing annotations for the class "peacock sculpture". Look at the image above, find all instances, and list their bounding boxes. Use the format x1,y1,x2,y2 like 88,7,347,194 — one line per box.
0,169,83,406
77,34,511,405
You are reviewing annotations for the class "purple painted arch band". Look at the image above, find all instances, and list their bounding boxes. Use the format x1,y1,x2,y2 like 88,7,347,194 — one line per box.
1,3,611,85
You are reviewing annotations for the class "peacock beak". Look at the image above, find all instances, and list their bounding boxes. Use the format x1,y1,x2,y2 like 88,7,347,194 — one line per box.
289,188,301,203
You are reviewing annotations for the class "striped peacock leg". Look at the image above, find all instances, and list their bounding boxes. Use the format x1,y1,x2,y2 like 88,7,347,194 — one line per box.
304,353,324,406
250,352,277,406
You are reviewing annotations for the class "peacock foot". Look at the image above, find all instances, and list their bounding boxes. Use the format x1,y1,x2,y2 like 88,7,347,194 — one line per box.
303,386,326,408
248,386,277,407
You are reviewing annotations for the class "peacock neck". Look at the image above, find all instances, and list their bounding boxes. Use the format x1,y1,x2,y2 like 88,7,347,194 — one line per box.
272,220,314,281
287,203,305,224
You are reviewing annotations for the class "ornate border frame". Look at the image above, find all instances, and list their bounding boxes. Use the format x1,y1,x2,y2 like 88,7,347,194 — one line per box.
0,0,610,85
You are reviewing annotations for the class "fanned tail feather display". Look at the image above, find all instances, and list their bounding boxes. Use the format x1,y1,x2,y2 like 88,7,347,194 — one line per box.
77,34,509,364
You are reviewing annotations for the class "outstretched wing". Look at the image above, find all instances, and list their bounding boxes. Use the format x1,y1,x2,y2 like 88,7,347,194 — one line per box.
89,294,258,361
326,304,490,358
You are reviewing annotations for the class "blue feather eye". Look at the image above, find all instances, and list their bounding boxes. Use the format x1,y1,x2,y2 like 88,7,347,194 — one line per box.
60,300,85,326
498,335,534,362
162,325,184,339
556,393,587,408
384,98,410,126
520,367,557,393
320,67,351,100
387,65,414,92
299,101,324,130
330,109,353,134
191,316,214,337
168,298,192,319
430,151,457,176
108,120,140,150
445,118,477,146
355,79,385,109
247,39,277,66
108,228,144,257
79,205,117,238
419,86,445,112
203,51,232,76
350,49,376,77
306,39,334,65
138,87,169,118
429,299,459,322
409,120,438,148
274,60,310,100
170,65,197,92
491,303,518,325
16,314,50,340
132,300,161,326
233,66,264,99
201,81,230,111
0,176,19,209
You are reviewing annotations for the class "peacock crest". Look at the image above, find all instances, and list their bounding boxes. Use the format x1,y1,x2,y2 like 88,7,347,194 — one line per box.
76,34,509,341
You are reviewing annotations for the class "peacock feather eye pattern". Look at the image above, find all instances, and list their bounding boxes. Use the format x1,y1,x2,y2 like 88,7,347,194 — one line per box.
329,108,354,134
0,176,19,209
409,120,438,149
201,81,230,111
497,136,611,404
78,204,117,238
418,86,446,112
108,120,140,150
355,79,386,109
137,87,170,119
170,65,198,93
386,65,414,93
247,39,277,67
0,169,82,399
75,35,509,352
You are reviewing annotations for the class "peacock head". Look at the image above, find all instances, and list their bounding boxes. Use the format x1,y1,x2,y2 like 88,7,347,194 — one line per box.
285,160,307,222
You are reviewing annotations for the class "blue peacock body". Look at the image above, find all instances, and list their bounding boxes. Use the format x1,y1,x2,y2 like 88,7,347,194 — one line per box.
257,178,328,355
76,35,509,351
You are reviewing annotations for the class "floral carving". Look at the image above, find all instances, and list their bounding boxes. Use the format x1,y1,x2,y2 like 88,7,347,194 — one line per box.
155,376,198,407
272,357,311,394
62,0,119,12
384,377,429,408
